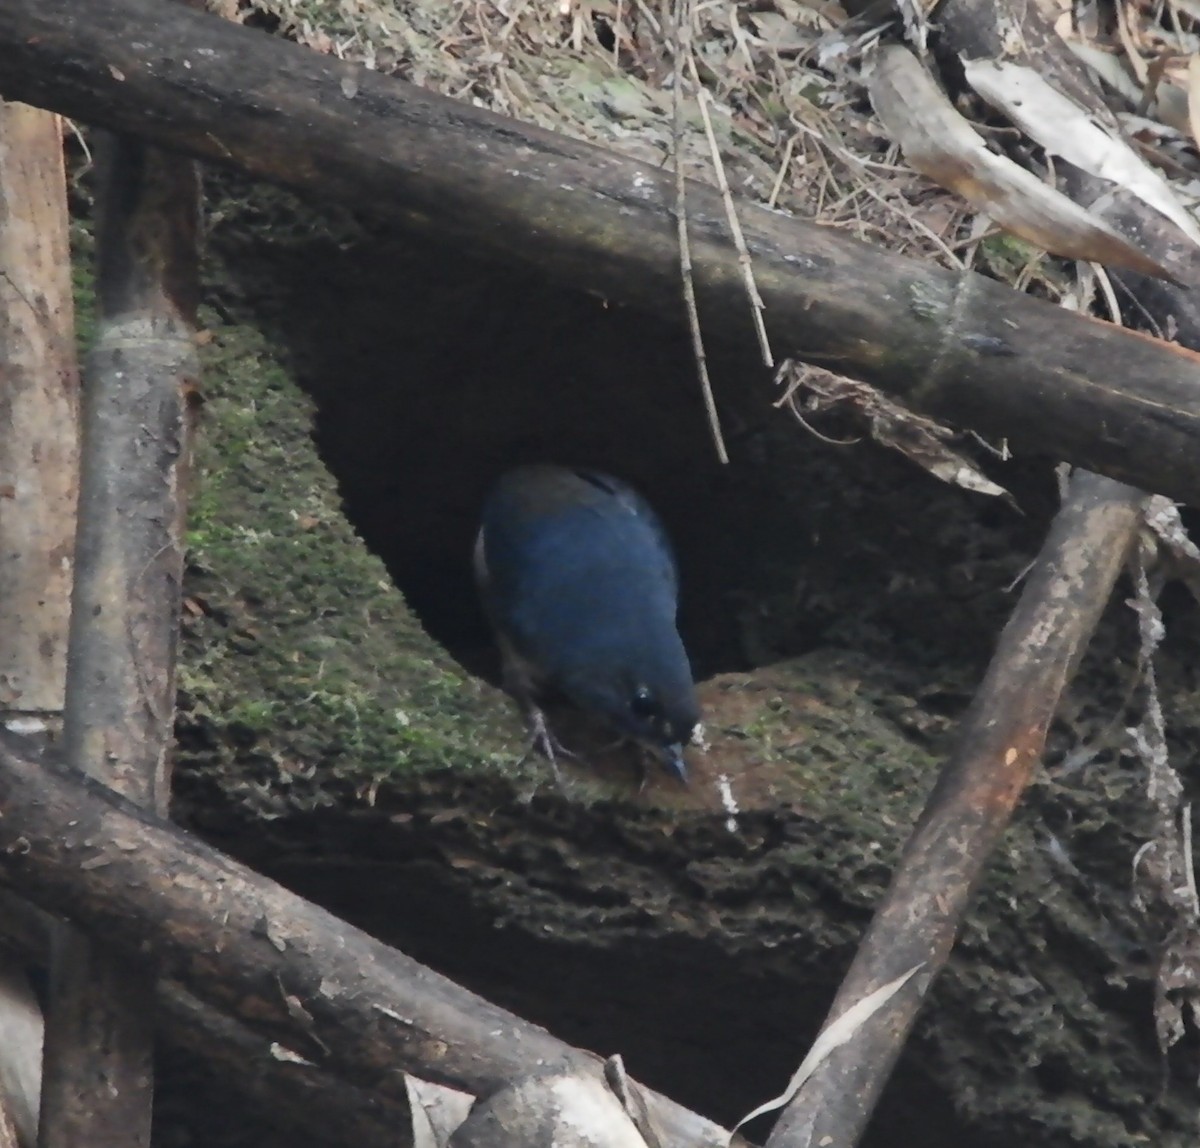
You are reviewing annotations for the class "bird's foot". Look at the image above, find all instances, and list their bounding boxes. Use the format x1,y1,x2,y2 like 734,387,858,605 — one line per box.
519,707,579,784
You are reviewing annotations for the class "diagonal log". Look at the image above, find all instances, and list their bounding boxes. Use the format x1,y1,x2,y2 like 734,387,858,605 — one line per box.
2,0,1200,501
0,729,732,1148
765,8,1199,1142
0,890,422,1148
765,471,1147,1147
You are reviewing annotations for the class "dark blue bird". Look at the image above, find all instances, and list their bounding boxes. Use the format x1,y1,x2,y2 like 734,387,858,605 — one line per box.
475,465,699,782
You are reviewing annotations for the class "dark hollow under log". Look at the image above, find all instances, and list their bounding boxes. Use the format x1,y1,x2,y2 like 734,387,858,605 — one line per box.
2,0,1200,502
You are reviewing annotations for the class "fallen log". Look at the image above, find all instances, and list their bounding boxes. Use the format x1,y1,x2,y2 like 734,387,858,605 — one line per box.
0,729,731,1148
0,892,422,1148
2,0,1200,502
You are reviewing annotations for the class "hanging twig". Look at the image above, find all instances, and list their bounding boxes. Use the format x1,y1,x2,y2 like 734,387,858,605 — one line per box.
671,0,728,463
684,53,773,368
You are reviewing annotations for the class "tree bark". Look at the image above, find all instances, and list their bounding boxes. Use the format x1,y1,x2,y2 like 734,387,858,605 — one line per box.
0,101,79,724
1,0,1200,502
766,471,1146,1147
0,890,427,1148
37,135,200,1148
159,985,422,1148
0,99,80,1148
0,730,733,1148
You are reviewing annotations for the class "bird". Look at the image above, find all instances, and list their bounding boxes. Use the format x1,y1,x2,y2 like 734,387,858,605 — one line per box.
475,465,699,782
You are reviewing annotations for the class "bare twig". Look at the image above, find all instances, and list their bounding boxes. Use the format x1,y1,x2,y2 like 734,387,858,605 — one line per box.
684,53,773,367
768,133,795,210
671,0,728,463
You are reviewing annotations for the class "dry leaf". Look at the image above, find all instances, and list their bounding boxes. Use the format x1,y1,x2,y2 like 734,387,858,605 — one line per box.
405,1076,474,1148
895,0,935,55
866,46,1179,282
732,964,923,1133
745,12,816,52
963,57,1200,247
871,419,1013,500
776,362,1016,502
1061,39,1143,106
1115,0,1151,85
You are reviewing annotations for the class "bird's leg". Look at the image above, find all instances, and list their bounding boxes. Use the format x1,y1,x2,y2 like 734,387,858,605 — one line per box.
521,704,580,783
499,640,578,779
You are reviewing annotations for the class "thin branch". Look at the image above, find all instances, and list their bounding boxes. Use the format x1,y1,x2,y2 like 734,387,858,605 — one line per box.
685,52,773,368
672,0,727,463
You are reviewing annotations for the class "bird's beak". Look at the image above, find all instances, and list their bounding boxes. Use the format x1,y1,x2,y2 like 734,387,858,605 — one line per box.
663,743,689,784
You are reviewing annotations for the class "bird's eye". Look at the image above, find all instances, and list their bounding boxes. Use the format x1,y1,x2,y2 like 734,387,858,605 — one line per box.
630,685,658,719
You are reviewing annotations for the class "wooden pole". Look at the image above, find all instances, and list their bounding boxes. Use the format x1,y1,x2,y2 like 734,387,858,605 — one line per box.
0,99,81,1148
0,102,79,725
37,135,200,1148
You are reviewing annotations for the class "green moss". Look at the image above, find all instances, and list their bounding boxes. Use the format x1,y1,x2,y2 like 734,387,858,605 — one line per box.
174,313,525,815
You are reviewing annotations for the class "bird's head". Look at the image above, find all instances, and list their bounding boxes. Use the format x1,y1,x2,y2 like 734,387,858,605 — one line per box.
561,660,699,782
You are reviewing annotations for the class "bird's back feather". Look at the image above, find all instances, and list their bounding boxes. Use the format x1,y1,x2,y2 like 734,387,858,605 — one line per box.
476,465,698,754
